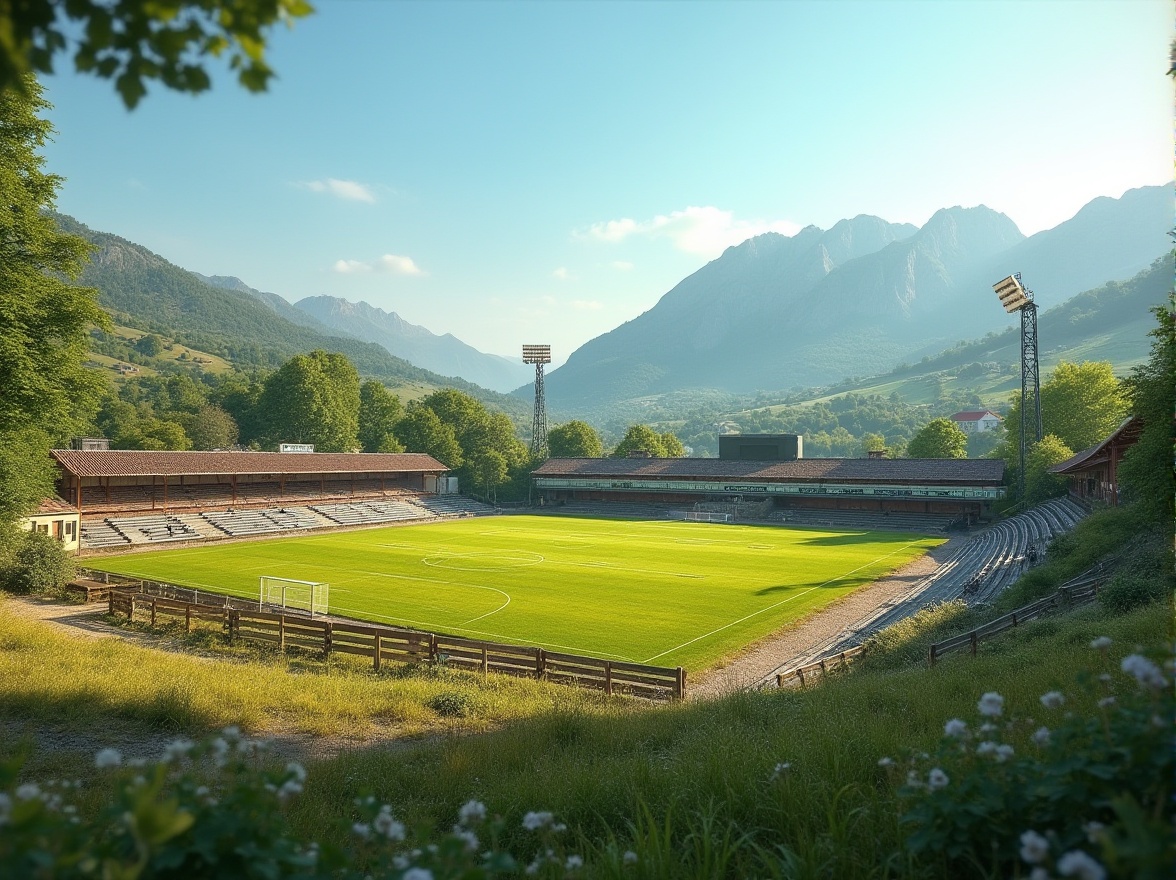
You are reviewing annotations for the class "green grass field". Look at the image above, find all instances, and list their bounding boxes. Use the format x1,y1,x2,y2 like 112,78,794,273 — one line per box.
87,515,942,671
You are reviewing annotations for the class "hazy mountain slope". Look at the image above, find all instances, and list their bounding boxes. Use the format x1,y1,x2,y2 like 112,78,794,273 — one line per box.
294,296,533,394
190,272,335,333
543,185,1169,408
55,214,528,418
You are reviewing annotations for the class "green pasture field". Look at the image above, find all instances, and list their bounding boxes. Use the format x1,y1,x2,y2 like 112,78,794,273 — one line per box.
86,515,942,672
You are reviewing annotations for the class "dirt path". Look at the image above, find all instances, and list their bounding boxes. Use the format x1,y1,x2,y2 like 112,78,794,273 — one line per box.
687,536,964,699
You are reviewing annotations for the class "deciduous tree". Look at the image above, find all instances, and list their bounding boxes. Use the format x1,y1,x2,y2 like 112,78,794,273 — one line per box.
907,418,968,459
358,380,404,453
1005,361,1127,454
0,0,315,109
547,421,604,458
1024,434,1074,505
611,424,685,458
255,350,360,452
1118,302,1175,524
397,405,462,469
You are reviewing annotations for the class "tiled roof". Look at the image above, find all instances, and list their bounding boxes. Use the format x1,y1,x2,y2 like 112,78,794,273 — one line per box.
951,411,1001,421
51,450,448,478
34,497,77,515
1049,417,1143,475
532,457,1005,485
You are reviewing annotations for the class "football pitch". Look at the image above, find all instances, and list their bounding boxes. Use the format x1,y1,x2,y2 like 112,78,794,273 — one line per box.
87,516,943,672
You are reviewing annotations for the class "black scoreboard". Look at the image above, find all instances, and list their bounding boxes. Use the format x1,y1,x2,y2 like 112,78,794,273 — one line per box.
718,434,803,462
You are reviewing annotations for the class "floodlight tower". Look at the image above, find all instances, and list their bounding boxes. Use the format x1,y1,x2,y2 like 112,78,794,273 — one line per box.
523,344,551,458
992,274,1042,497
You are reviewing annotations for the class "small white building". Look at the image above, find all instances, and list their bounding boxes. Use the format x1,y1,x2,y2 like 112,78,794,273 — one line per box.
20,497,81,554
950,410,1004,434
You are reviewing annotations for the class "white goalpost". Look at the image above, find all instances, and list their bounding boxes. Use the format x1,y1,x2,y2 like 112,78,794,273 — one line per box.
259,576,329,617
683,511,733,523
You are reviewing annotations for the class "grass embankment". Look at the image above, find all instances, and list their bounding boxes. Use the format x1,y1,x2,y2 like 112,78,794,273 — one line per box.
0,603,620,751
285,599,1169,876
86,516,941,671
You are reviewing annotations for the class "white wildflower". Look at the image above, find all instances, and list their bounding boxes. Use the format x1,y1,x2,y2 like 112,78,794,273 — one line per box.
566,854,584,870
553,822,567,832
1039,691,1065,709
1083,821,1106,843
453,828,478,851
285,762,307,784
458,799,487,825
1098,673,1112,683
221,725,241,740
403,869,433,880
927,768,949,790
995,744,1015,763
905,770,923,788
877,757,895,768
194,786,209,797
352,822,371,839
373,806,405,841
1121,654,1167,690
771,761,792,780
1097,696,1116,709
15,784,40,801
1019,829,1050,864
210,738,229,765
1056,849,1106,880
393,855,409,870
276,780,303,802
976,741,998,757
978,722,997,734
1089,636,1112,650
522,810,554,831
1032,726,1051,746
944,718,968,738
94,748,122,769
977,692,1004,717
622,850,638,865
162,739,194,762
525,860,541,876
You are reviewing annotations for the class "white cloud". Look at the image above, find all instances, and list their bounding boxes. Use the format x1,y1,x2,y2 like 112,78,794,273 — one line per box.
610,260,634,271
571,299,603,311
301,178,376,203
552,267,574,281
576,206,802,258
333,254,426,276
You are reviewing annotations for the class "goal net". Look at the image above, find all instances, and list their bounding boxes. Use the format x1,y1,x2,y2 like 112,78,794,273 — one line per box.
683,511,733,523
259,576,329,617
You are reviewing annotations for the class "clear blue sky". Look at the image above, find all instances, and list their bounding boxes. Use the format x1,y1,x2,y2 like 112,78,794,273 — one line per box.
42,0,1170,364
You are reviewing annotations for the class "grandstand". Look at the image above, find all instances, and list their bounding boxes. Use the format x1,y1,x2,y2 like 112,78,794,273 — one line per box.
47,449,473,552
533,457,1005,529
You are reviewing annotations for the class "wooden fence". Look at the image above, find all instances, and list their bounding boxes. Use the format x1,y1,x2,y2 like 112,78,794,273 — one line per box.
928,573,1106,665
106,589,685,700
776,645,864,688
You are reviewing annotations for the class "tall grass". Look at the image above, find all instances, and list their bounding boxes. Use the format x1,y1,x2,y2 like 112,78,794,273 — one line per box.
288,600,1168,877
0,602,620,743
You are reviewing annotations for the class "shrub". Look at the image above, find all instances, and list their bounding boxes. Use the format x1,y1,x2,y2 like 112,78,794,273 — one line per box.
0,530,74,595
427,691,476,718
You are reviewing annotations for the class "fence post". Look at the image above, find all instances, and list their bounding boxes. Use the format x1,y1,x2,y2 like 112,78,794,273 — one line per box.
185,605,192,634
970,631,978,656
604,661,613,696
929,644,937,666
227,610,236,645
324,622,333,658
108,591,114,616
797,667,805,687
676,667,686,700
776,673,784,688
373,634,382,672
149,598,156,628
278,615,285,652
535,648,545,679
429,633,437,663
481,646,488,675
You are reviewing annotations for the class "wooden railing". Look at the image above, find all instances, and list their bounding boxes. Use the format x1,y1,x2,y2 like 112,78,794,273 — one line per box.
928,572,1107,665
775,646,865,688
106,590,685,700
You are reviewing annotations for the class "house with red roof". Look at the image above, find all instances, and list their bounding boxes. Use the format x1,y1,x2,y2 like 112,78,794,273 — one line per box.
949,410,1004,434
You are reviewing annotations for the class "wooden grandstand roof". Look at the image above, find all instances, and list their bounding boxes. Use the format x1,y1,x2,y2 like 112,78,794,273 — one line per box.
1049,417,1143,475
51,449,448,478
532,457,1005,485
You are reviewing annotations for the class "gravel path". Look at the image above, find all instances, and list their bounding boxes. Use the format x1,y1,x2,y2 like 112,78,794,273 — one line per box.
687,536,965,699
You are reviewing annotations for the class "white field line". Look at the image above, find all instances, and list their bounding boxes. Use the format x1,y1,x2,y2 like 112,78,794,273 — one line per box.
351,569,512,624
640,540,926,664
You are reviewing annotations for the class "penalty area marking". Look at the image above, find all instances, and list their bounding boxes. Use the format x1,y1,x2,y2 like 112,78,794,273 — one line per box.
351,568,512,624
640,540,927,664
421,550,544,572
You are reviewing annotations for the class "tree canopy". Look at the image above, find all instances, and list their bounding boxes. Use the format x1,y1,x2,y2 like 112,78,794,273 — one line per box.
0,78,107,524
357,380,404,453
612,425,686,459
1023,434,1074,505
906,418,968,459
1005,361,1127,454
547,420,604,458
1118,303,1175,524
0,0,314,109
254,350,360,452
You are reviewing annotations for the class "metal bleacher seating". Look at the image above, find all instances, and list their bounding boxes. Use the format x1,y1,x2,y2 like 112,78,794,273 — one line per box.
201,507,320,538
767,508,957,533
311,500,427,526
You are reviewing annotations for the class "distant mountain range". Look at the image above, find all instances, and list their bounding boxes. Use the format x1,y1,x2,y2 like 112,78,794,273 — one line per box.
56,214,529,419
541,183,1171,408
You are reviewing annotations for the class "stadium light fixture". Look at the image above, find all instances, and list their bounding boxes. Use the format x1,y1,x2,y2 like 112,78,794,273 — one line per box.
522,344,552,364
990,273,1042,499
523,344,551,460
992,275,1030,313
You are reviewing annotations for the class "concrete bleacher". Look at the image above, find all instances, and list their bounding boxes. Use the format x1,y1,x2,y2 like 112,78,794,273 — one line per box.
545,501,674,521
106,515,203,545
201,507,323,538
311,500,427,527
413,495,496,517
80,520,131,549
